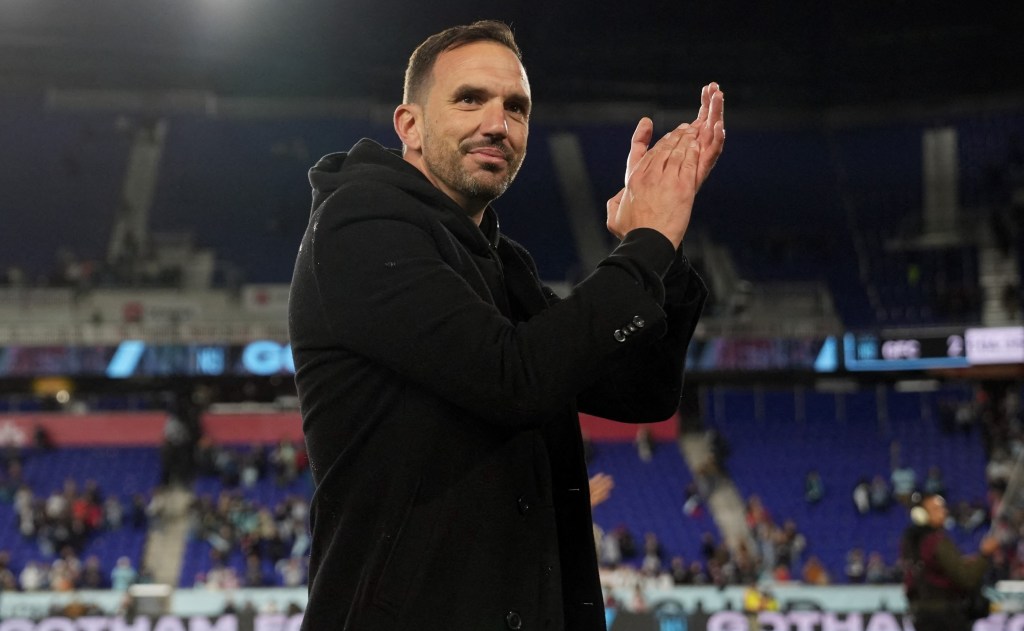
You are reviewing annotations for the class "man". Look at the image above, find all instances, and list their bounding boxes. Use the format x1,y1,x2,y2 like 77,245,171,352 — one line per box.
289,20,724,631
902,494,998,631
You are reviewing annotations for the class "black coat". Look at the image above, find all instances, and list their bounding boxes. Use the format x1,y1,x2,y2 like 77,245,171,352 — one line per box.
288,139,707,631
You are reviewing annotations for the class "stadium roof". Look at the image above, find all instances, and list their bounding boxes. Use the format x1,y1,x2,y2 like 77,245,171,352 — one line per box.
0,0,1020,112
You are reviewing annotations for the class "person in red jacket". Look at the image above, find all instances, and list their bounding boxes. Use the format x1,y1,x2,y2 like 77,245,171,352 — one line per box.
902,494,999,631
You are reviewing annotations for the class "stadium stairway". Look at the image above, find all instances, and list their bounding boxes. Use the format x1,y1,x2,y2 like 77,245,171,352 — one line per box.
679,432,749,550
142,486,194,585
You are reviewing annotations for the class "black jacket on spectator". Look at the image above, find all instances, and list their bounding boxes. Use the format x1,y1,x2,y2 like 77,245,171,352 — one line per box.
289,139,707,631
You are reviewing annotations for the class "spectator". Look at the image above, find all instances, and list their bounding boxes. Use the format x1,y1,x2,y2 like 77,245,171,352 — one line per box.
708,429,731,473
635,427,654,463
670,557,691,585
205,563,231,591
865,551,890,584
58,546,82,580
745,495,771,528
599,531,622,567
891,464,917,506
80,555,105,589
615,525,638,560
754,523,777,573
987,448,1014,486
50,559,75,591
689,561,709,585
241,445,265,488
275,557,307,588
772,562,792,582
778,519,806,570
0,462,20,502
641,532,663,575
805,470,824,504
853,478,871,514
844,548,865,583
19,560,48,591
955,400,977,433
15,484,36,537
129,493,148,529
104,495,124,530
869,475,891,511
111,556,137,591
0,551,15,591
923,466,946,496
695,460,721,498
214,447,241,488
801,556,830,585
700,532,717,562
269,440,298,486
682,482,703,517
244,554,269,587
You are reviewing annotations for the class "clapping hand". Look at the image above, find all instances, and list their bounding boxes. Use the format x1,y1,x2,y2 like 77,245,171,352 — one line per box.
606,83,725,247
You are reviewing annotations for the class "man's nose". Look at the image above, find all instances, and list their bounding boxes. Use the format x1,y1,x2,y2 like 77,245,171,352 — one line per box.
480,101,509,138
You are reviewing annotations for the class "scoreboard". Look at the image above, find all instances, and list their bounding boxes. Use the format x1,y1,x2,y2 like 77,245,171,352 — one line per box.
843,326,1024,371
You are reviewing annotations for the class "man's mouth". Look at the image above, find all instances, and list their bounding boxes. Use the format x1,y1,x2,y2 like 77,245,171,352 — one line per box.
465,144,511,163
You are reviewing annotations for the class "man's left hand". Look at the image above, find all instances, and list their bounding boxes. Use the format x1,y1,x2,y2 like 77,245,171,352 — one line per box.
689,82,726,190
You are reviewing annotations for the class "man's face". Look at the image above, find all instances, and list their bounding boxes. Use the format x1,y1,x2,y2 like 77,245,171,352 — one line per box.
417,41,530,210
924,496,948,527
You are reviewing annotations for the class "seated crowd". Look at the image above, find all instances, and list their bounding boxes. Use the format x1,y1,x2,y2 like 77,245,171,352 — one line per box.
0,448,151,592
187,441,311,589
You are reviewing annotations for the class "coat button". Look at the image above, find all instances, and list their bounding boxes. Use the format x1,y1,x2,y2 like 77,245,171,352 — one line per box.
626,323,638,333
632,315,645,328
505,611,523,630
613,329,626,342
517,496,530,515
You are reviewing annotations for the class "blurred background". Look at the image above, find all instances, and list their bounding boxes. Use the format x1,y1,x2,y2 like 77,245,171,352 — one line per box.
0,1,1022,628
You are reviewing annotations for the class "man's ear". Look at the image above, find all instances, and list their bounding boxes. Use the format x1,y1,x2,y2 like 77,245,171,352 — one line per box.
394,104,423,152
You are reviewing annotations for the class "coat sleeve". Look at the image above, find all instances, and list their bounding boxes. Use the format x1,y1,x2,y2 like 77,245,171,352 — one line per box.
575,252,707,423
933,535,989,591
301,212,682,428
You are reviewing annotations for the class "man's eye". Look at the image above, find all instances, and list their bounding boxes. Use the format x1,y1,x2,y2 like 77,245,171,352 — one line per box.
460,96,477,104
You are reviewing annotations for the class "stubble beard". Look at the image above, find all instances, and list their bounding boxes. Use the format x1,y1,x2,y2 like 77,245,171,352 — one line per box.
422,132,524,208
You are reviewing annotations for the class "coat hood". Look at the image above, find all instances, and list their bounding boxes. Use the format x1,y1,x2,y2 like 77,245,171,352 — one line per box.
307,138,501,252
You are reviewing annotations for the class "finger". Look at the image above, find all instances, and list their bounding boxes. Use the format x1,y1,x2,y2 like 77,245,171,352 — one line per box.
649,122,692,151
691,84,710,127
606,188,626,238
698,89,725,153
681,135,701,185
626,117,654,183
708,88,724,129
660,125,698,176
705,91,725,155
607,187,625,214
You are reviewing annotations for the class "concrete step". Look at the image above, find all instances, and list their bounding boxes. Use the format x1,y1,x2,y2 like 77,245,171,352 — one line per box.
141,485,195,586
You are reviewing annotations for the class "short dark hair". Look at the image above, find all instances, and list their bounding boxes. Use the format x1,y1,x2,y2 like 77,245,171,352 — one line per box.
403,20,522,104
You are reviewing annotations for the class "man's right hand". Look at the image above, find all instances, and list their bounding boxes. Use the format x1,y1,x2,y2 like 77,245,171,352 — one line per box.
606,120,701,250
980,535,999,557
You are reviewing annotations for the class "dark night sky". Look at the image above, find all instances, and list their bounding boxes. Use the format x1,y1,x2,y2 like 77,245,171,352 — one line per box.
0,0,1020,110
